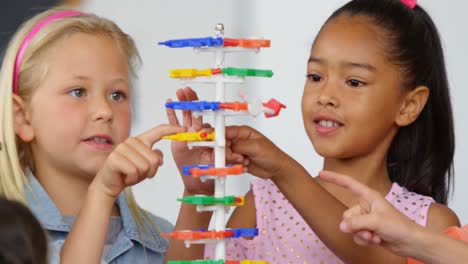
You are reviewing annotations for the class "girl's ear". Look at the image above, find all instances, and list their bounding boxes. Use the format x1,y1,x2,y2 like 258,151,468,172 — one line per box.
13,94,35,142
396,86,429,126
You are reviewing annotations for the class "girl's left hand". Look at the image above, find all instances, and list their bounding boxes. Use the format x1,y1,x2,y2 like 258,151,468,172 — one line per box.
166,87,215,195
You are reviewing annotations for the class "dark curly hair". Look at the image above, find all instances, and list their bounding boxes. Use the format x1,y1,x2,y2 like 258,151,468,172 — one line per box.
0,197,48,264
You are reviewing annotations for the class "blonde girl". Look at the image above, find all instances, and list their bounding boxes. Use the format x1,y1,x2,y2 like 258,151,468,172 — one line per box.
0,8,183,263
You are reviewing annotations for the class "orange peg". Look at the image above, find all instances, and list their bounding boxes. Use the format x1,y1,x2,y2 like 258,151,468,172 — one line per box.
189,164,244,177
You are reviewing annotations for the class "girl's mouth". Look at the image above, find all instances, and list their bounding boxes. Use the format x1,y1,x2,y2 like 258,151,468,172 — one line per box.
316,120,341,128
314,118,343,134
83,135,114,150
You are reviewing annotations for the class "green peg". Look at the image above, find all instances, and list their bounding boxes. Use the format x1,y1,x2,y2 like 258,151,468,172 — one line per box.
222,67,273,77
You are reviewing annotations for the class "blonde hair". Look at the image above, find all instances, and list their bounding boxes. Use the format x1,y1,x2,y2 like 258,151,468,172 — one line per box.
0,7,160,238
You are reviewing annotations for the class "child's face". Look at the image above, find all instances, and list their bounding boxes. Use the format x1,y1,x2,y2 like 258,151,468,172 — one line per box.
26,33,132,179
302,14,406,159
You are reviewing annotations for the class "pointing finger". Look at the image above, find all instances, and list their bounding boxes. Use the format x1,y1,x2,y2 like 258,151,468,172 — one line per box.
319,171,378,201
138,124,186,146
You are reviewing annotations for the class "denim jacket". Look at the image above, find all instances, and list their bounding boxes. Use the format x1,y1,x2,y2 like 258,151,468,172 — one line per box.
25,176,173,264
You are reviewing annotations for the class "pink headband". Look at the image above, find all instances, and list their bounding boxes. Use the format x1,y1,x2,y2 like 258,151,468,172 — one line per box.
401,0,416,9
12,10,83,94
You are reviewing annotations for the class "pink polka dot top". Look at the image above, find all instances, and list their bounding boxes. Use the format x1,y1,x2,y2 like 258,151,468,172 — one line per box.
205,178,434,263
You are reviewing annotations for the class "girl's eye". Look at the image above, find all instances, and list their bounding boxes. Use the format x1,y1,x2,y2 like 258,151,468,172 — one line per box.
347,79,366,87
69,88,86,97
306,74,322,82
110,91,126,101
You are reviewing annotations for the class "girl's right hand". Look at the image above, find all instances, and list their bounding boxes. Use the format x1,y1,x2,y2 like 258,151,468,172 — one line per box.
166,87,216,195
225,125,295,181
94,124,185,199
319,170,420,257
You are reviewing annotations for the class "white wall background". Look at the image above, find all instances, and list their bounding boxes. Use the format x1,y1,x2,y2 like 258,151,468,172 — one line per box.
81,0,468,224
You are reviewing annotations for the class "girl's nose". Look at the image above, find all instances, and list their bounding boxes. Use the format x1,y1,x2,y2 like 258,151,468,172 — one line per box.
91,97,113,122
317,83,339,107
317,94,338,107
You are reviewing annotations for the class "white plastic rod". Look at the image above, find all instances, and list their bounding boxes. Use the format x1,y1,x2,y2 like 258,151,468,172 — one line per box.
213,24,227,260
